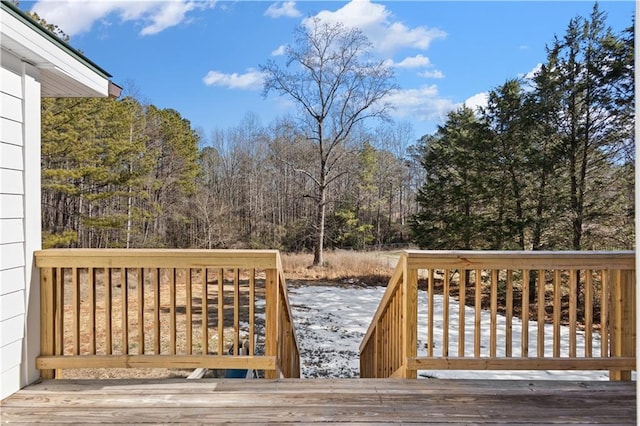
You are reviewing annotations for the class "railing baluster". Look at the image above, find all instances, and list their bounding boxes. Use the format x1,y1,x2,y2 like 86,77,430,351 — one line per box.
388,299,392,375
442,269,449,357
249,269,255,356
569,269,577,358
217,268,224,356
382,304,387,375
521,270,529,357
490,269,498,358
89,268,96,355
154,268,160,355
584,270,593,357
386,297,390,372
396,289,401,370
201,268,207,356
385,297,389,372
388,296,393,372
610,270,621,380
55,268,63,377
72,267,80,355
427,269,434,358
122,268,128,355
396,291,400,370
600,270,608,358
137,268,144,355
105,268,112,355
233,268,240,355
186,269,192,355
505,270,513,357
391,296,395,373
474,269,481,357
376,323,381,377
458,269,466,357
553,270,561,357
170,268,176,355
537,269,545,358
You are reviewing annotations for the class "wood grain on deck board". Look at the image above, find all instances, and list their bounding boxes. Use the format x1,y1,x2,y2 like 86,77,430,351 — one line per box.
1,378,635,424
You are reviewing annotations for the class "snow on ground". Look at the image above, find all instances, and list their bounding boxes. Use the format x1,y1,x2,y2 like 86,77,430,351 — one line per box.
287,284,627,380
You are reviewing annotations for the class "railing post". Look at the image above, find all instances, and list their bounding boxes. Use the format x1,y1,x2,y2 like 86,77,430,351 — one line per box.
402,254,418,379
39,267,55,379
610,269,635,381
264,268,279,379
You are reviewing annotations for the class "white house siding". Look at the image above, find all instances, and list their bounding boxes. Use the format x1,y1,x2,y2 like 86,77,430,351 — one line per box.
0,1,113,400
0,50,41,401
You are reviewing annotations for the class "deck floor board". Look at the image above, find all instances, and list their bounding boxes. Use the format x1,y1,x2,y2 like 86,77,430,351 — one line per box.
1,379,635,424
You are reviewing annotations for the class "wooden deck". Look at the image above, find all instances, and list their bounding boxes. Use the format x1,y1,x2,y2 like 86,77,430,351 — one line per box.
1,378,636,424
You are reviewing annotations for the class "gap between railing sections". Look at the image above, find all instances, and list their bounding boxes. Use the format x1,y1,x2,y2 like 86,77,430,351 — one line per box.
359,250,636,380
36,249,300,379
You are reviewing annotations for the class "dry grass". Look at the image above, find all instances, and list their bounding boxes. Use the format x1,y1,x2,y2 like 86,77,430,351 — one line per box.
281,250,396,286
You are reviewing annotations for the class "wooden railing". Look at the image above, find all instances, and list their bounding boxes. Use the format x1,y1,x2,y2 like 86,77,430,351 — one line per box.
360,251,636,380
36,249,300,379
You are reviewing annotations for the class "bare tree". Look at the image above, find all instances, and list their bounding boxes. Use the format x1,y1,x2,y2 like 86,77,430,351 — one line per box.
261,18,396,266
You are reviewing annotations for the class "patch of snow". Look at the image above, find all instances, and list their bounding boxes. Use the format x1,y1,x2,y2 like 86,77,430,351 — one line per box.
287,285,633,381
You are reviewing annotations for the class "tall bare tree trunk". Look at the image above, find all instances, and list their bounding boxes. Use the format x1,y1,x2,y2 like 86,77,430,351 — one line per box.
313,184,326,266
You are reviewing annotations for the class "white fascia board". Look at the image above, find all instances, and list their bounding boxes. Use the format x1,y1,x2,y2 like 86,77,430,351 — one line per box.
0,8,109,97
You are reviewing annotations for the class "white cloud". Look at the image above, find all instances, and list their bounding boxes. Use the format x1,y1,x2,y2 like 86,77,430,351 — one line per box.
31,0,215,37
139,1,197,36
519,63,543,81
389,55,443,79
202,69,265,90
305,0,446,54
381,21,445,52
464,92,489,112
393,54,432,69
418,69,444,79
265,1,301,18
271,45,287,56
387,85,459,123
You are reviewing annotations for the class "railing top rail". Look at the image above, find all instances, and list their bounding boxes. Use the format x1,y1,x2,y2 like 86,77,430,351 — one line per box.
35,248,280,269
403,250,635,270
275,252,300,353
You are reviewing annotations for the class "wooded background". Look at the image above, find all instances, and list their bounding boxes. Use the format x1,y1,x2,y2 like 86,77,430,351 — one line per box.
40,5,634,253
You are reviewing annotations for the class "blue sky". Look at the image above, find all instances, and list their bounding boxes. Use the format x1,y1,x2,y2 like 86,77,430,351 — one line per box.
22,1,635,142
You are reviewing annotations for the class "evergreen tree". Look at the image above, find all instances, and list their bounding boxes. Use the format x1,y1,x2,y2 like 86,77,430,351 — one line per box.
542,4,632,249
483,80,531,249
411,107,494,249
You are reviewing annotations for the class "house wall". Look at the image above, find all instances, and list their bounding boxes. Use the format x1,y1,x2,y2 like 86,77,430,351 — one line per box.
0,50,41,401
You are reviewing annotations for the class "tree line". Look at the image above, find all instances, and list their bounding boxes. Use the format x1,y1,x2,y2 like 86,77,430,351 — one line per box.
412,5,634,251
41,98,420,250
40,4,634,254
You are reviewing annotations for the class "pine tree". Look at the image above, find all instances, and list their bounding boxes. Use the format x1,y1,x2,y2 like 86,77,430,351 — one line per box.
411,107,494,249
540,4,633,249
